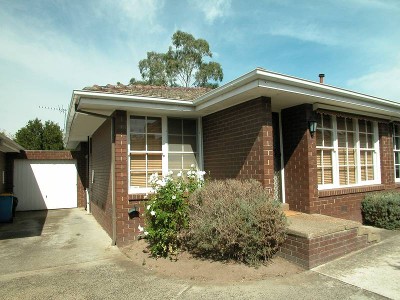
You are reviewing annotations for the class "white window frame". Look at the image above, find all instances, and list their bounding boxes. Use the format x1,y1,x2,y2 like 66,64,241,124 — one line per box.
128,114,202,194
317,114,381,190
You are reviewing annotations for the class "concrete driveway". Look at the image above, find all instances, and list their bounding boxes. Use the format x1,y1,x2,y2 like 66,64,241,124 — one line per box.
0,209,397,299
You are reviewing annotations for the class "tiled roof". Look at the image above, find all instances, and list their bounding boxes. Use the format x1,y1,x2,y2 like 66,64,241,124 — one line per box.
82,84,212,101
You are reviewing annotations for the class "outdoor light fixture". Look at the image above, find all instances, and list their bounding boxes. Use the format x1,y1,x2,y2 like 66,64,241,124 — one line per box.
308,118,317,138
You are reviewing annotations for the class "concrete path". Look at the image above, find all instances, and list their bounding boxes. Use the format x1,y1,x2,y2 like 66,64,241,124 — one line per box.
0,209,397,299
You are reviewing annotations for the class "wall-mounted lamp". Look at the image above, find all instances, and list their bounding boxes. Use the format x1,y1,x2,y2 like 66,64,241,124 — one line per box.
308,118,317,138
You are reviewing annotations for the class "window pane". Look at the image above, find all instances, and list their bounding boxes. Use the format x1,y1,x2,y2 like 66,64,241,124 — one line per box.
316,129,323,147
323,150,332,166
148,154,162,172
183,153,197,169
324,168,333,184
169,153,182,171
338,149,346,165
168,118,182,135
360,133,367,148
168,135,182,151
367,166,374,180
317,114,322,128
337,117,346,130
367,134,373,148
395,152,400,164
338,131,346,147
147,117,162,133
147,134,162,151
131,134,146,151
361,167,366,181
396,166,400,179
130,116,146,133
131,172,146,188
183,136,197,152
323,114,332,129
131,154,146,170
183,119,196,135
359,120,366,132
317,167,322,184
346,118,354,131
366,121,372,133
395,137,400,150
339,167,347,185
347,132,354,148
317,150,322,167
324,130,332,147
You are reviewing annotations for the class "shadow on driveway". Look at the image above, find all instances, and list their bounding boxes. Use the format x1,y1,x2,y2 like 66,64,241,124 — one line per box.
0,210,48,240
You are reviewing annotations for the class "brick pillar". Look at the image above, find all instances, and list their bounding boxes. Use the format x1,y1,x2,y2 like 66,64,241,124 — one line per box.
113,110,129,245
379,122,395,189
282,104,318,213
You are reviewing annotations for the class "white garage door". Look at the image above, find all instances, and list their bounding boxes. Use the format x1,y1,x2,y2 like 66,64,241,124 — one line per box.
13,160,77,211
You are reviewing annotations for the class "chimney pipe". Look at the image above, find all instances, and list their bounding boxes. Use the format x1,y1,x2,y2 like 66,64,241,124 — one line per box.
319,74,325,84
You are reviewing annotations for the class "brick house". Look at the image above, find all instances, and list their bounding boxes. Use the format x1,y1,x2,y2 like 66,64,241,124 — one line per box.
65,68,400,246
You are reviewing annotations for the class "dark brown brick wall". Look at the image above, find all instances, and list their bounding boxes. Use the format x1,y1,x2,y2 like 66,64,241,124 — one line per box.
282,104,317,213
90,119,113,237
202,97,274,191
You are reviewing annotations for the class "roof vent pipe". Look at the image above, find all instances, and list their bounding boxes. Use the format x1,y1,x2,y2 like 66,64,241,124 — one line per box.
319,74,325,84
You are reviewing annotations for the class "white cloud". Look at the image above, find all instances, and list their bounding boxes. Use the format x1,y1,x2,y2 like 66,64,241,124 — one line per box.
194,0,232,24
347,60,400,102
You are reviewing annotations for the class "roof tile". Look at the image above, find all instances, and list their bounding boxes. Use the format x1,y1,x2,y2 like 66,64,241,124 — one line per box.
82,84,211,101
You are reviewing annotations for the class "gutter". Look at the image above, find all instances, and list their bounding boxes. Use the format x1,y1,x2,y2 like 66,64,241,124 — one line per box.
75,103,117,246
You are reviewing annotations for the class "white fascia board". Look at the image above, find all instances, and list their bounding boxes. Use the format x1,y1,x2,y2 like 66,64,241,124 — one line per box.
259,80,400,116
194,68,400,114
74,91,195,108
195,80,259,112
78,97,195,113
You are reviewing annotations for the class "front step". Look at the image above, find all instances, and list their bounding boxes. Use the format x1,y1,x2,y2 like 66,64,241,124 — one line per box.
279,213,381,269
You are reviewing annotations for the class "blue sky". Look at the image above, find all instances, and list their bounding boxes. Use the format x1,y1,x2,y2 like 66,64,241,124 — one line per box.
1,0,399,136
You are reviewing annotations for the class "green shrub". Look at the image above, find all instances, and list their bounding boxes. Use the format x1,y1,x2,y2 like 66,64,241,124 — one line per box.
361,192,400,230
142,168,205,258
181,179,287,266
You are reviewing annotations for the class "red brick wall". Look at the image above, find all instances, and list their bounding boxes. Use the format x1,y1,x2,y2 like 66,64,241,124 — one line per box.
113,110,148,245
90,119,113,237
202,97,274,191
279,228,371,269
281,104,317,213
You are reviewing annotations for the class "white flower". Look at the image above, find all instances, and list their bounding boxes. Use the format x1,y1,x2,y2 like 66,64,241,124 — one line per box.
149,172,159,183
190,164,195,168
150,210,156,216
144,231,149,236
177,171,183,177
168,170,174,176
138,225,144,232
156,179,166,187
172,195,176,200
146,204,151,210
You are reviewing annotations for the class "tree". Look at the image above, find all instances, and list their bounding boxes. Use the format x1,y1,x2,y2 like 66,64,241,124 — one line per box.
134,30,223,88
15,118,64,150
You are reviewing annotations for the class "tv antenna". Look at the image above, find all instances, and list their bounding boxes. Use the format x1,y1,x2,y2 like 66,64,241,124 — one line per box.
39,105,68,130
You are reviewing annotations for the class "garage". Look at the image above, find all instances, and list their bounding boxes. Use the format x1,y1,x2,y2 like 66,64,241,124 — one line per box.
13,160,77,211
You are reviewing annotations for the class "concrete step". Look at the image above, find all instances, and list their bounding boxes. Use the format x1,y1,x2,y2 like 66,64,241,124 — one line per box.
357,225,381,243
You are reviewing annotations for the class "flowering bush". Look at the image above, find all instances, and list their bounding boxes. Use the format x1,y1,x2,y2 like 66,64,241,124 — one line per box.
139,166,206,258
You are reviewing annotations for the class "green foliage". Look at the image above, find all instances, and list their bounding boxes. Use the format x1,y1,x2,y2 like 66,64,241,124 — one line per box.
181,179,288,266
143,169,206,258
361,192,400,230
137,30,223,88
15,118,64,150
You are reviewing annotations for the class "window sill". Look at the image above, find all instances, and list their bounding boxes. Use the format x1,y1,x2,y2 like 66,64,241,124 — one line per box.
318,184,385,197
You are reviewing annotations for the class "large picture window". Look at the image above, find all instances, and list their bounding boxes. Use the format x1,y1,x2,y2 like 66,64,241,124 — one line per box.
393,124,400,181
316,113,380,188
129,115,199,192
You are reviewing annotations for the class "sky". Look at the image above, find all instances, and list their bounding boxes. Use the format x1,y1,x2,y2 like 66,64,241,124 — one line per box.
1,0,400,136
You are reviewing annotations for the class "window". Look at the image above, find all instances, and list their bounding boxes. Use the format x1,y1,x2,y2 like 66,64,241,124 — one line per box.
168,118,198,175
129,116,163,189
129,115,198,192
316,113,380,188
393,124,400,181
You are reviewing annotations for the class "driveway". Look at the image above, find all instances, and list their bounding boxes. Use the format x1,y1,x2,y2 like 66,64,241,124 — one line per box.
0,209,397,299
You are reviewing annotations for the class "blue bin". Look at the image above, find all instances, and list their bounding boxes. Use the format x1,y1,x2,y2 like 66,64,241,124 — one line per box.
0,195,14,222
